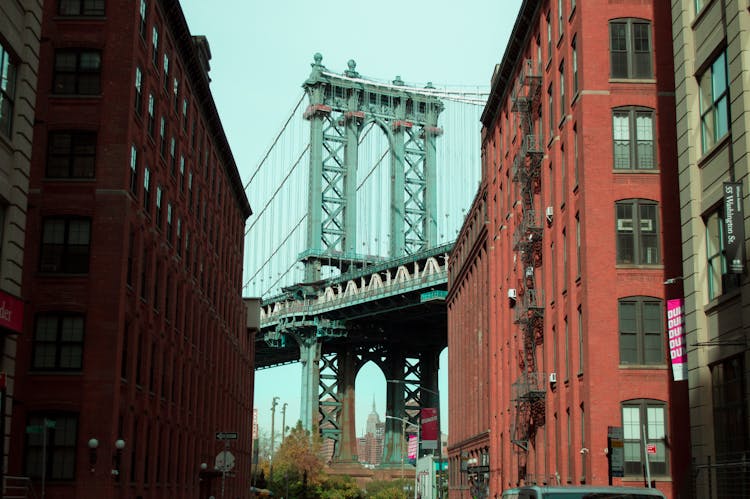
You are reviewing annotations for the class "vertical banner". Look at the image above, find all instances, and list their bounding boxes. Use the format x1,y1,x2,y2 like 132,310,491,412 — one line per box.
407,435,418,461
421,408,438,450
723,182,745,274
667,299,688,381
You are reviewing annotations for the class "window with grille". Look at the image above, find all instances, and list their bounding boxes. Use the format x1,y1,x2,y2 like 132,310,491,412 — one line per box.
53,49,101,95
711,356,749,457
610,19,653,79
47,131,96,178
139,0,147,39
39,217,91,273
615,199,659,265
618,296,664,365
622,400,668,476
24,414,78,480
699,51,730,153
31,314,84,370
613,107,655,170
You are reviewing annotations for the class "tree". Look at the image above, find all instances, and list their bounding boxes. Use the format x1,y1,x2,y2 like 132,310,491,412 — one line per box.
317,475,364,499
270,421,326,496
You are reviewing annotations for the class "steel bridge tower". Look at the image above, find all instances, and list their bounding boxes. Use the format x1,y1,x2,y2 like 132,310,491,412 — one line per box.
282,54,446,469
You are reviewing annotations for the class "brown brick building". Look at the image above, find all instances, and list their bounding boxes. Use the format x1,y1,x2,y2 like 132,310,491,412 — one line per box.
8,1,254,498
449,1,690,497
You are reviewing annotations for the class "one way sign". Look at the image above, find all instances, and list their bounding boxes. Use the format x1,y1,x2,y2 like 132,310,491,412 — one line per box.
216,432,239,440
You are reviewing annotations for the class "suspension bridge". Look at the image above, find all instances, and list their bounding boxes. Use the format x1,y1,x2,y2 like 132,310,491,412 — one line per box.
241,53,487,469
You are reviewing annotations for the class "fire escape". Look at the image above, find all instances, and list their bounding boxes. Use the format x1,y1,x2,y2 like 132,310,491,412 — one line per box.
509,59,546,482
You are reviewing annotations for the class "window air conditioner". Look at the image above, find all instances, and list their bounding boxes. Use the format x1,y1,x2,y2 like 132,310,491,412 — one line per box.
545,206,554,221
508,288,517,300
549,372,557,383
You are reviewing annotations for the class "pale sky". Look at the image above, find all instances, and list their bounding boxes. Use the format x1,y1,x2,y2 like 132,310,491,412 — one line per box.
178,0,523,437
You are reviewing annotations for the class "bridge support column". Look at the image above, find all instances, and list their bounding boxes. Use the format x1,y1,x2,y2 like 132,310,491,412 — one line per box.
334,347,358,463
299,333,321,432
383,352,408,467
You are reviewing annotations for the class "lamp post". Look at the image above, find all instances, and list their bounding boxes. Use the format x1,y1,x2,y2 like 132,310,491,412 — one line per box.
270,396,279,483
281,402,288,444
385,415,409,481
387,380,443,499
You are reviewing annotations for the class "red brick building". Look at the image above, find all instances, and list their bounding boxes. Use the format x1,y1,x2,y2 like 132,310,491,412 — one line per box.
449,1,690,497
447,188,490,494
9,1,254,498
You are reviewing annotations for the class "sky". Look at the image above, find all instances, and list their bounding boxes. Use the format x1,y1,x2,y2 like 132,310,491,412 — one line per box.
178,0,523,438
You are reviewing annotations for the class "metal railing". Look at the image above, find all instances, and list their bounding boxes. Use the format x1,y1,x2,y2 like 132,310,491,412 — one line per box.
3,476,39,499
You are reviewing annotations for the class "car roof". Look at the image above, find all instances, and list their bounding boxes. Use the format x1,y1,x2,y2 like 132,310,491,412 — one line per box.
503,486,666,496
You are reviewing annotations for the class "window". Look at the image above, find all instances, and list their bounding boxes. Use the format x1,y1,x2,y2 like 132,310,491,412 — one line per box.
619,297,663,365
25,414,78,480
564,316,570,380
615,199,659,265
576,213,581,279
706,209,741,300
47,131,96,178
700,51,729,152
0,43,17,136
32,314,84,370
143,167,151,212
166,203,173,244
129,144,138,195
573,125,579,184
613,108,655,170
622,400,667,476
172,76,179,112
170,137,176,174
711,356,749,457
159,117,166,157
546,11,552,63
547,84,554,142
694,0,705,15
559,60,566,118
577,306,584,375
53,49,101,95
179,156,185,191
610,20,652,79
39,218,91,273
155,186,163,228
134,67,142,115
176,218,182,256
163,53,169,91
188,172,193,210
572,36,578,96
139,0,147,39
147,93,155,136
557,0,564,38
182,98,188,131
151,26,159,67
58,0,104,16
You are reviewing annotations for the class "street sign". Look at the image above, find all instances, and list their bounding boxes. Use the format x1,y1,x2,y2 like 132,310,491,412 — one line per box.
25,425,43,434
467,465,490,473
608,426,624,478
215,450,236,471
647,443,657,454
215,432,238,440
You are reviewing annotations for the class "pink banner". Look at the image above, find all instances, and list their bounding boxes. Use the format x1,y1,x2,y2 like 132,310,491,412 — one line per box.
667,299,687,381
0,291,23,334
407,435,418,459
421,408,438,450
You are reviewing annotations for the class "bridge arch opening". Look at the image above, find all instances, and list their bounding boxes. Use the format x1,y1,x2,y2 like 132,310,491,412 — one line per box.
354,360,386,466
356,120,392,260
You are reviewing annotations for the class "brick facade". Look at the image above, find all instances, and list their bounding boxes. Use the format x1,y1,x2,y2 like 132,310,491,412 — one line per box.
449,1,690,497
8,1,254,498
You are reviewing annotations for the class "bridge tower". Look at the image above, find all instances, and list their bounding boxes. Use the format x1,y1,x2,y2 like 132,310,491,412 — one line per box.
285,54,446,469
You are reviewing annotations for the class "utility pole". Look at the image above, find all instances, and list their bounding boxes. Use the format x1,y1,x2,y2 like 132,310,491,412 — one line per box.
270,396,279,482
281,402,288,444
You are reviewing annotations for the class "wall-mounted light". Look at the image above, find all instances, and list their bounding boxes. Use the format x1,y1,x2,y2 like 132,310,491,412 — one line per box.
88,438,99,472
111,439,126,479
664,276,684,285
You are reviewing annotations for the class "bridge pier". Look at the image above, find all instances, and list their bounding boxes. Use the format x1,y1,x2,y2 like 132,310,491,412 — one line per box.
299,333,321,432
335,346,358,463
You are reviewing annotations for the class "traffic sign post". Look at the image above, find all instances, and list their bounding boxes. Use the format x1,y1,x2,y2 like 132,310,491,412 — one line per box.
216,432,238,441
215,431,238,498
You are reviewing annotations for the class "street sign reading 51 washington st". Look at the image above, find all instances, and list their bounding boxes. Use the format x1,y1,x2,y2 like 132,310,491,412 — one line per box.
215,432,238,440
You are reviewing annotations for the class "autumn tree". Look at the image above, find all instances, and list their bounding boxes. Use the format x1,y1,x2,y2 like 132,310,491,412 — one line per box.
270,421,326,496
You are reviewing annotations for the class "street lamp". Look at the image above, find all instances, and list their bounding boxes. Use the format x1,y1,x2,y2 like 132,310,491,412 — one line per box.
270,396,279,482
385,415,410,481
387,380,444,499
